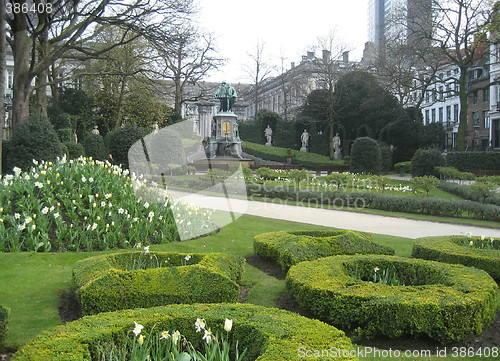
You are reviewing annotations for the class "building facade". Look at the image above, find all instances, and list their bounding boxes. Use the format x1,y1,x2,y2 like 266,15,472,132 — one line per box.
2,47,14,140
488,42,500,149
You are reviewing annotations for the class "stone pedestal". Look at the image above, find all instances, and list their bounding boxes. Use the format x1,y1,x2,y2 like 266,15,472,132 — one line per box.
300,146,307,152
209,112,242,158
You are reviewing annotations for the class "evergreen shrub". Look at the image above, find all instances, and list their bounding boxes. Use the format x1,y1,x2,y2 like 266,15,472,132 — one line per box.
350,137,381,174
254,230,394,271
11,303,357,361
412,235,500,280
63,142,85,159
73,252,244,315
0,305,8,345
83,133,106,160
7,114,64,171
106,125,148,168
411,148,445,177
447,152,500,171
286,255,498,343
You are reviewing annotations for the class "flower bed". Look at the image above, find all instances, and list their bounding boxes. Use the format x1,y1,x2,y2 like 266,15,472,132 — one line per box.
0,157,213,252
12,303,357,361
74,251,244,315
254,230,394,271
412,235,500,280
0,304,8,345
286,255,498,343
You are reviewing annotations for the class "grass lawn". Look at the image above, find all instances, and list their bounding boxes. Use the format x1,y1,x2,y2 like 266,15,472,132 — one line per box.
0,213,498,361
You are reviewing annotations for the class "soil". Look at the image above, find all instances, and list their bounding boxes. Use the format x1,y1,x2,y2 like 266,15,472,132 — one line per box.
247,254,500,353
58,288,82,323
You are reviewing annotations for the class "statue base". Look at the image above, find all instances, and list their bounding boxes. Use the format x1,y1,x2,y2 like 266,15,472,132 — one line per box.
300,146,307,152
209,112,243,159
265,142,272,146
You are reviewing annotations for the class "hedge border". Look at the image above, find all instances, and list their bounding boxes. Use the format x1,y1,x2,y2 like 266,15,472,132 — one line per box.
412,236,500,280
0,304,8,345
12,303,357,361
254,230,394,271
74,252,244,315
286,255,498,343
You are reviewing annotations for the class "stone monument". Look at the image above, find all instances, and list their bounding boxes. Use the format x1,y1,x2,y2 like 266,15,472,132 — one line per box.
333,133,342,159
209,81,242,158
300,129,309,152
264,125,273,146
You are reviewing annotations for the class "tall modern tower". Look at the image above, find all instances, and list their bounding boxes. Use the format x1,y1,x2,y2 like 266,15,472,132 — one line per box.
368,0,432,53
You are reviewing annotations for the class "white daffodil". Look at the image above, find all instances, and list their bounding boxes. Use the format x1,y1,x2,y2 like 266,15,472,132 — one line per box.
224,319,233,332
160,331,170,340
469,240,474,246
374,267,380,273
172,330,181,344
137,334,144,345
184,255,191,261
132,322,144,336
202,329,213,344
143,246,150,254
195,318,206,332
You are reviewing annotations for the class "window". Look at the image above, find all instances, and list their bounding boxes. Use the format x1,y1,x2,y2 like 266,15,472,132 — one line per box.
446,105,451,122
431,108,436,122
439,107,444,123
472,90,478,104
485,113,491,128
483,88,489,103
472,111,479,126
482,111,488,128
453,104,459,122
425,110,430,124
438,86,444,100
7,71,13,88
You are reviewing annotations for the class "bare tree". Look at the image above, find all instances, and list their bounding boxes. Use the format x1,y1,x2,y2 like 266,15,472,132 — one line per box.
153,22,224,114
5,0,193,131
0,0,6,175
407,0,493,150
245,40,275,118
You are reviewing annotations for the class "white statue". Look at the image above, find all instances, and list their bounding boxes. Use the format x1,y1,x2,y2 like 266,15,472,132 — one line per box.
264,125,273,145
153,122,159,133
91,125,100,135
333,133,342,159
300,129,309,151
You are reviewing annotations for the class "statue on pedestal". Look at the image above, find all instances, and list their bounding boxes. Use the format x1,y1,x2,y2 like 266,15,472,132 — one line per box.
264,125,273,146
300,129,309,152
333,133,342,159
214,81,237,112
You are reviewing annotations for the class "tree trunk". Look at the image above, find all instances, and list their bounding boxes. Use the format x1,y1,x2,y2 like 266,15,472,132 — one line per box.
0,0,6,175
457,66,468,151
34,29,49,117
11,15,33,131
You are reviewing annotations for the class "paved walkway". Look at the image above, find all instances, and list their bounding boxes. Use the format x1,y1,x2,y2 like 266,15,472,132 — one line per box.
171,191,500,239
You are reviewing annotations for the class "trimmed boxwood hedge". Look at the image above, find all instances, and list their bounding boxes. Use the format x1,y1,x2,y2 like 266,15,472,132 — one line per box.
0,304,8,345
412,236,500,280
286,255,498,343
12,303,357,361
74,252,244,315
254,230,394,271
447,152,500,171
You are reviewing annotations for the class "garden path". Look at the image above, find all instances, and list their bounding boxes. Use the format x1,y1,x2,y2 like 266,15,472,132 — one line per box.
173,192,500,239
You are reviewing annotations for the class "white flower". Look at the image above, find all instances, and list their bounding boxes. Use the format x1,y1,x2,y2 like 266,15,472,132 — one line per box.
195,318,206,332
91,223,98,231
34,181,44,189
160,331,170,339
53,212,60,219
469,240,474,246
466,232,472,238
143,246,150,254
132,322,144,336
480,235,485,240
105,194,112,199
374,267,380,273
144,202,150,209
118,208,125,214
13,167,22,176
81,176,86,183
172,330,181,344
88,177,94,183
224,319,233,332
202,329,213,344
184,255,191,262
41,207,49,215
14,213,20,219
137,334,144,345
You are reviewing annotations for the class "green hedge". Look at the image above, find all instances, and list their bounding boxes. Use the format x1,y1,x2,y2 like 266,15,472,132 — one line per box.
286,255,498,343
438,181,500,207
447,152,500,171
394,161,412,173
74,252,244,315
254,230,394,271
242,141,344,169
12,303,357,361
0,304,8,345
248,187,500,221
412,236,500,280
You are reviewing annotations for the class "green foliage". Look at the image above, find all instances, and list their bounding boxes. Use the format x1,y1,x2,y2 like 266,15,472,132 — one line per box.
412,176,439,196
51,113,74,131
287,169,309,186
378,143,393,172
106,125,149,169
350,137,381,174
464,182,497,203
74,252,244,315
286,255,498,343
418,122,446,149
0,304,8,345
438,181,500,206
63,142,85,159
57,128,75,143
7,114,64,171
83,133,107,160
11,304,357,361
435,166,475,181
411,148,445,177
412,236,500,280
447,152,500,171
382,114,419,164
254,230,394,271
393,161,412,174
248,187,500,221
242,141,343,169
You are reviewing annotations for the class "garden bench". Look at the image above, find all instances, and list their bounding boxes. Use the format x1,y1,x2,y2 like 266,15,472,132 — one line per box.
315,164,350,176
249,164,303,171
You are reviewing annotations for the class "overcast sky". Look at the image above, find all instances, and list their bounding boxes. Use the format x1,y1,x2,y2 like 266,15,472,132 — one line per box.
197,0,369,83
